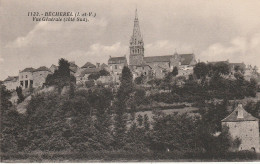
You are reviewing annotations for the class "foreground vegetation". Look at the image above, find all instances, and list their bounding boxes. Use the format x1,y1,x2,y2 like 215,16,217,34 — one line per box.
1,58,259,161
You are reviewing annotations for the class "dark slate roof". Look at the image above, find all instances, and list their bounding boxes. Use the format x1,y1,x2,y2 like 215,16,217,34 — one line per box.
21,67,35,72
79,68,100,77
222,104,259,122
81,62,96,68
34,66,51,72
4,76,18,82
179,54,195,65
144,55,172,63
108,56,127,64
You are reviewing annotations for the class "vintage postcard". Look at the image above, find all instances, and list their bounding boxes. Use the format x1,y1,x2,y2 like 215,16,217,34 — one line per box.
0,0,260,162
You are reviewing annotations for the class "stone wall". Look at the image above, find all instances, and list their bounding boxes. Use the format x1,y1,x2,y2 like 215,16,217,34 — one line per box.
3,80,19,91
222,121,260,152
33,71,52,88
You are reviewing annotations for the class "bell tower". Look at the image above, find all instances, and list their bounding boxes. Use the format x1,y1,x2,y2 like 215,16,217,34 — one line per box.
129,9,144,66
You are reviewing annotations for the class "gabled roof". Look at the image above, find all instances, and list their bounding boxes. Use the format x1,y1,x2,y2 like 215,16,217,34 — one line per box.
81,62,96,68
108,56,127,64
222,104,259,122
101,63,108,69
4,76,18,82
69,62,78,68
179,54,195,65
50,64,58,69
79,68,100,77
34,66,51,72
144,55,172,63
21,67,35,73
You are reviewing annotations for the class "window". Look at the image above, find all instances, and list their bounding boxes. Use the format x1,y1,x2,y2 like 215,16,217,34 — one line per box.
138,49,139,53
20,81,23,86
115,65,117,69
26,75,27,78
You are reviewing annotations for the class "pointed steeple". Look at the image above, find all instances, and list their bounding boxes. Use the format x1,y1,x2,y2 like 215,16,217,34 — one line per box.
135,8,138,20
129,8,144,66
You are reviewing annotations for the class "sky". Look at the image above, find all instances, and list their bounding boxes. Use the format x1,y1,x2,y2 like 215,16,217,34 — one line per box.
1,0,260,80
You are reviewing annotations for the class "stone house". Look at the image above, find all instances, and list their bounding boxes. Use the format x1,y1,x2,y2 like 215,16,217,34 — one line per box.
108,56,127,75
3,76,19,91
76,67,100,86
49,64,58,73
19,67,35,89
221,104,259,152
69,61,79,75
33,66,52,88
18,66,52,89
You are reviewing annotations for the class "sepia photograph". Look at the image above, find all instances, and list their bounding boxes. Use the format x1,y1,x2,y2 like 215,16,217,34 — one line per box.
0,0,260,162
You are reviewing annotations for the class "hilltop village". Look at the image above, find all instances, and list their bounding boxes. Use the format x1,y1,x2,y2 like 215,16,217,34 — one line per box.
2,9,259,91
1,9,260,160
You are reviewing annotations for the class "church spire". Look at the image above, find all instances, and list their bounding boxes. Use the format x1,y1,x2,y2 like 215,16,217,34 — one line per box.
135,8,138,20
132,8,142,41
129,8,144,66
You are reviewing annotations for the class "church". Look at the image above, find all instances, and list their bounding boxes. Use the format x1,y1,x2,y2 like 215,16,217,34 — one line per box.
108,9,197,79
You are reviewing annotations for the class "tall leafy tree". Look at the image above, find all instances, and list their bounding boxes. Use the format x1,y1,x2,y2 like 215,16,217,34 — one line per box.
113,66,133,149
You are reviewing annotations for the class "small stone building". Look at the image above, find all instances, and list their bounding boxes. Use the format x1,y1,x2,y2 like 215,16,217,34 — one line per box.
3,76,19,91
18,66,52,89
221,104,259,152
108,56,127,76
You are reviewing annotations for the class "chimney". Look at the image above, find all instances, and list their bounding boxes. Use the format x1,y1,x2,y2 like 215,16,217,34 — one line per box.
237,104,244,118
96,63,100,68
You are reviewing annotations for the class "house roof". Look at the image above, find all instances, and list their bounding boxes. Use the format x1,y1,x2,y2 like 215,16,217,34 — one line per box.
4,76,18,82
108,56,127,64
222,104,259,122
81,62,96,68
34,66,51,72
144,55,172,63
101,63,108,69
179,54,195,65
69,62,78,68
50,64,58,69
79,68,100,77
21,67,35,73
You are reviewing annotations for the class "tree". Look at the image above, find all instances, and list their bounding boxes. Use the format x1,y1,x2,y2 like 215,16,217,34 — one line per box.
234,65,245,74
193,62,209,79
212,62,230,76
45,58,75,92
172,66,178,77
113,66,133,149
88,73,100,80
1,84,25,153
99,69,110,76
137,114,143,126
134,74,145,85
16,86,25,104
